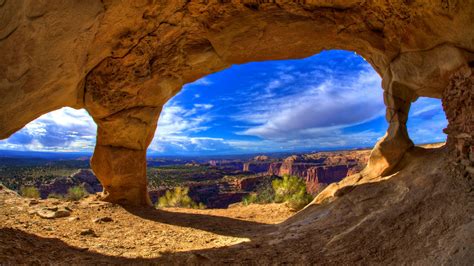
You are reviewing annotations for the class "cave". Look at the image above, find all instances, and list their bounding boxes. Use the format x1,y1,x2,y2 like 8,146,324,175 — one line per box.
0,1,472,204
0,1,473,263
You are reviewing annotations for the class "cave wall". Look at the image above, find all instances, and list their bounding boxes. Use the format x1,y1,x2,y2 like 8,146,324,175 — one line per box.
1,1,473,205
443,66,474,184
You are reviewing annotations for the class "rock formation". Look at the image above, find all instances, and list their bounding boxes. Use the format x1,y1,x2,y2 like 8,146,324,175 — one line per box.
1,1,473,205
243,161,273,173
267,151,370,194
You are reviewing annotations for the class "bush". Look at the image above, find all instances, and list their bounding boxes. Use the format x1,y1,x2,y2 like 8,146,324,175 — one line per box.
20,186,40,198
66,185,89,201
47,193,64,200
241,175,313,211
242,181,275,205
242,193,258,206
286,190,313,211
272,175,313,211
156,187,205,209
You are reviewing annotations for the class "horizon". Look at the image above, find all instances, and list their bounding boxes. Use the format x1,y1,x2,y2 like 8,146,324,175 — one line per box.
0,50,448,155
0,142,446,160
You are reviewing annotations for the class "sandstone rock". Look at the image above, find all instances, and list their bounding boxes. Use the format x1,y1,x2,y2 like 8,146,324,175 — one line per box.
0,1,473,205
92,217,113,223
253,155,269,161
67,216,80,222
267,151,370,194
28,199,39,206
36,207,71,219
243,161,272,173
79,229,98,237
234,175,269,192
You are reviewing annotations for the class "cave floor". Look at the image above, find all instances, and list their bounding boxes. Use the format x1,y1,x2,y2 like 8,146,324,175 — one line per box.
0,192,294,264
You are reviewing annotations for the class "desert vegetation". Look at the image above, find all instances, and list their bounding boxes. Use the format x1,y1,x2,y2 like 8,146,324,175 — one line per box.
156,187,206,209
242,175,313,211
65,185,89,201
19,186,40,198
47,193,64,200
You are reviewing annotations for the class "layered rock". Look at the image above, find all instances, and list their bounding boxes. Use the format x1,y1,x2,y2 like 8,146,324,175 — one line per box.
306,165,350,194
268,151,370,194
36,169,102,199
1,1,473,205
231,174,270,191
243,162,273,173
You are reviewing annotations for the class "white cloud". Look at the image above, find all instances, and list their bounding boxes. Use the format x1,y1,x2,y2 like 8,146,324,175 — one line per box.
0,107,97,152
148,102,216,153
194,103,213,110
236,66,385,140
407,97,447,144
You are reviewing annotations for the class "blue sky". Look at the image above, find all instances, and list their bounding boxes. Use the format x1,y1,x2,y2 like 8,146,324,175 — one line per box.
0,50,447,155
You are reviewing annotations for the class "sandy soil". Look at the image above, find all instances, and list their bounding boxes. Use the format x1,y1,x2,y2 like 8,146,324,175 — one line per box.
0,191,293,263
1,146,473,264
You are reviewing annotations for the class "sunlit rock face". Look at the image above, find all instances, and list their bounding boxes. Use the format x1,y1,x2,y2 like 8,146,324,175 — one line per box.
267,152,370,194
0,1,473,205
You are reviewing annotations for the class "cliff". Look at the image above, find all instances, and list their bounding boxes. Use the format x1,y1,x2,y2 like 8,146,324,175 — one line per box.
265,151,371,194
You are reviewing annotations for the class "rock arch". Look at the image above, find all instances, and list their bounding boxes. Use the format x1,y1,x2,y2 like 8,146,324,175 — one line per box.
0,1,473,205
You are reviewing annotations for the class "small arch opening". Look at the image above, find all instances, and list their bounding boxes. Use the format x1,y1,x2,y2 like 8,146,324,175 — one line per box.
407,97,447,147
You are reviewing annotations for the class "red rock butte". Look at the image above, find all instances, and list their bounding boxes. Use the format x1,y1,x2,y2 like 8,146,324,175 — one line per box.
0,1,472,207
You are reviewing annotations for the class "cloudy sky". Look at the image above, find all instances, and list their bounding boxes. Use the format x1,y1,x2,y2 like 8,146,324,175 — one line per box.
0,50,447,155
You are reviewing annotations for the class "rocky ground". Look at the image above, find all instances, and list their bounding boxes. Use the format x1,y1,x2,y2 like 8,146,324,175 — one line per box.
0,189,293,264
1,145,473,264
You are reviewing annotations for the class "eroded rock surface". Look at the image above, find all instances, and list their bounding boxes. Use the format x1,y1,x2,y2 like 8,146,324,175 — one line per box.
443,67,474,184
0,1,473,206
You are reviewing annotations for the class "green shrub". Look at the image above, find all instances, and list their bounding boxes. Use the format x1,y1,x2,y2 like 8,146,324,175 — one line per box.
242,181,275,205
286,190,313,211
241,175,312,210
20,186,40,198
47,193,64,199
66,185,88,201
242,193,258,206
156,187,205,209
272,175,313,211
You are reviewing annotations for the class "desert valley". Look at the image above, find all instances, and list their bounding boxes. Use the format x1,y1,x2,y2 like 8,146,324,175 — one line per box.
1,148,371,208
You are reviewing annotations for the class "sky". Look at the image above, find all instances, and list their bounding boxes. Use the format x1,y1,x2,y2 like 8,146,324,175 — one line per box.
0,50,448,155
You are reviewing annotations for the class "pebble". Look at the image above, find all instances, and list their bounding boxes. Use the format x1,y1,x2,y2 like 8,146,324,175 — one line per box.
80,228,98,237
93,217,113,223
67,216,80,222
43,226,53,231
28,199,39,206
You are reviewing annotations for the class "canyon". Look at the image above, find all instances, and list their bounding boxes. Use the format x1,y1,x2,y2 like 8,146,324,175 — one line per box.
1,149,371,209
